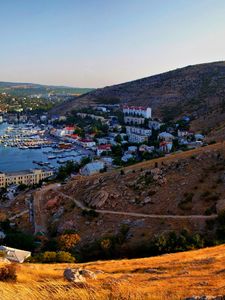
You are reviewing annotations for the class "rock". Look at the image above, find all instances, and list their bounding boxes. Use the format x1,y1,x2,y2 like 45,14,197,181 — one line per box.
143,197,152,204
64,268,97,282
64,268,86,283
80,269,96,279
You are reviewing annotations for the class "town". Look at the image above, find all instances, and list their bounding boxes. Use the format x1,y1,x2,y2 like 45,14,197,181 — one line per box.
0,102,207,189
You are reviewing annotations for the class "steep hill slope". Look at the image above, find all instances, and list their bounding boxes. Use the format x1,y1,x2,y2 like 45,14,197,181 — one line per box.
1,244,225,299
53,61,225,135
18,142,224,251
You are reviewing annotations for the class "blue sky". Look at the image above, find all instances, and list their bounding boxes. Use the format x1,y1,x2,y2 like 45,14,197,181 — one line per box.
0,0,225,87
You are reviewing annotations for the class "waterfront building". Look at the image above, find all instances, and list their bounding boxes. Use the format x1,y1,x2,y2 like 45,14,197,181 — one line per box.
0,169,53,188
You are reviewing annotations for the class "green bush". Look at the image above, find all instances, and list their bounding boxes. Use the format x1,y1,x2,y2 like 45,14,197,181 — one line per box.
31,251,75,263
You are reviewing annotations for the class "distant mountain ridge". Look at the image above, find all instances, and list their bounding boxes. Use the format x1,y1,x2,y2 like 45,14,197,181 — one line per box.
0,81,93,96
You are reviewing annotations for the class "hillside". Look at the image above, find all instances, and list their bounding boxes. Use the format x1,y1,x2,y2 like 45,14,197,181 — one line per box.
6,142,225,264
53,61,225,136
38,142,225,248
1,244,225,299
0,81,93,96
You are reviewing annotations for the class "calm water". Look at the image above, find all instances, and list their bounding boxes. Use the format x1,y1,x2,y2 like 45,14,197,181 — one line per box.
0,123,84,172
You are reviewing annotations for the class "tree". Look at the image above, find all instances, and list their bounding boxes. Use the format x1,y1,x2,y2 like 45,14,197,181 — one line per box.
115,134,122,144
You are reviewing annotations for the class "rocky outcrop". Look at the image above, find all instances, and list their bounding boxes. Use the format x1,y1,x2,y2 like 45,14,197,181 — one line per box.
63,268,97,282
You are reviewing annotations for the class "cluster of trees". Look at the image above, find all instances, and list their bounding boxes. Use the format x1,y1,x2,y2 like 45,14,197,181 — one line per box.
77,228,205,262
56,157,91,180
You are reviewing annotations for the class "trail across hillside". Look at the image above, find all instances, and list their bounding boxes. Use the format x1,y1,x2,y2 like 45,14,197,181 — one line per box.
58,191,217,220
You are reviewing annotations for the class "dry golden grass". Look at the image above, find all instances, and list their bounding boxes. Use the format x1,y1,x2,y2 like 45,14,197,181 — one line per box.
1,244,225,299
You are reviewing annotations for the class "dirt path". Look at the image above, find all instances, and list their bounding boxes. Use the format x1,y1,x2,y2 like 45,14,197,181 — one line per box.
58,191,217,220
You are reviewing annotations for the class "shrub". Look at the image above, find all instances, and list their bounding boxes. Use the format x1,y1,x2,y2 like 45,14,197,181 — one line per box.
31,251,75,263
0,264,17,282
56,251,75,263
57,233,81,251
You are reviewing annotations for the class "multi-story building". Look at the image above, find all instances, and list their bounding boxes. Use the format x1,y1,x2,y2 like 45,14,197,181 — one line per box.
123,105,152,119
124,116,145,125
126,126,152,143
126,126,152,136
0,169,53,188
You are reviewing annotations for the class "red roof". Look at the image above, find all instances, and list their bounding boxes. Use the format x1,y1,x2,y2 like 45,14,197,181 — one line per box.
68,134,79,139
65,126,75,131
97,144,112,150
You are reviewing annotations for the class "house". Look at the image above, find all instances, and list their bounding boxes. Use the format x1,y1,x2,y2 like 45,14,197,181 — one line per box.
121,153,134,162
65,134,79,143
79,139,96,148
195,133,204,141
64,126,76,135
96,144,112,156
159,141,173,153
0,246,31,263
178,130,189,137
128,146,137,153
158,132,175,142
100,157,113,166
80,161,105,176
123,105,152,119
139,144,155,152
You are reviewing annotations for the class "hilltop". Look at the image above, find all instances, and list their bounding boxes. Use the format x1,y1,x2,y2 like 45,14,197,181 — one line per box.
52,61,225,136
1,244,225,299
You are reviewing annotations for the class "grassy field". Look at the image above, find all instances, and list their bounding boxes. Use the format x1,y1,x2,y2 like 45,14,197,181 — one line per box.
1,244,225,299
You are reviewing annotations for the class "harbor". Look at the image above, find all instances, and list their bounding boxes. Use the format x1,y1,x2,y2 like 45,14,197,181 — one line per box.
0,122,88,172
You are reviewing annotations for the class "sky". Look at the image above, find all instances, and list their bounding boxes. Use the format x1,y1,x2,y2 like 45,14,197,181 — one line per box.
0,0,225,88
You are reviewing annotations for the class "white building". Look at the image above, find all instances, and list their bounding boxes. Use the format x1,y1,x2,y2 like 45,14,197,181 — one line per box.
124,116,145,125
0,169,53,188
96,144,112,156
123,105,152,119
79,139,96,148
80,161,105,176
126,126,152,143
0,246,31,263
158,132,175,142
126,126,152,136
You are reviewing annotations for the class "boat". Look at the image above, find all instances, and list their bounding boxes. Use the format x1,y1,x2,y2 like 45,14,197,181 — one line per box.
48,156,57,160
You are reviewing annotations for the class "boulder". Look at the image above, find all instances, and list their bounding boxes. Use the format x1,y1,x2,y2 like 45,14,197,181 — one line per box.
64,268,97,282
64,268,86,283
